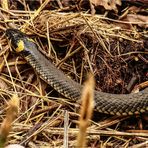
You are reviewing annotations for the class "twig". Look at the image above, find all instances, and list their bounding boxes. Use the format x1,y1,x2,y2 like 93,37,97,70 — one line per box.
63,110,69,148
77,74,95,147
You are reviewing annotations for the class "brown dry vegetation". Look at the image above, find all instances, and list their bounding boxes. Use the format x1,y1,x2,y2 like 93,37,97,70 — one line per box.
0,0,148,147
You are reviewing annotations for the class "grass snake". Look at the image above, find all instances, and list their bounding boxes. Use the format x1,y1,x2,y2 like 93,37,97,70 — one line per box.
6,29,148,116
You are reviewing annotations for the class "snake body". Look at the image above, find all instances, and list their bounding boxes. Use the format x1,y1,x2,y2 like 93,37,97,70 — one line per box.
6,29,148,115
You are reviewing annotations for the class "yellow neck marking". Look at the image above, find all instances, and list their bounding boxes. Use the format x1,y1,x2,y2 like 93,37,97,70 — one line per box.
16,40,24,52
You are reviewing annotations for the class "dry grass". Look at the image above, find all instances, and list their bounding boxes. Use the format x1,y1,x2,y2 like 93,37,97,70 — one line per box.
0,1,148,147
0,94,19,147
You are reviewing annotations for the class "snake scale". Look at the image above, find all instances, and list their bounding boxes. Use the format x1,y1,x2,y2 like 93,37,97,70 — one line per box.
6,29,148,115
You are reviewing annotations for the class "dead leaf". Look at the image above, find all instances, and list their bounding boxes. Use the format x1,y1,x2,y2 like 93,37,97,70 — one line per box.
0,77,9,90
135,0,148,4
90,0,121,12
126,14,148,28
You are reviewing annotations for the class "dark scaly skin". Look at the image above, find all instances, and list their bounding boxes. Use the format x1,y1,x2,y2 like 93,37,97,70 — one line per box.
6,29,148,115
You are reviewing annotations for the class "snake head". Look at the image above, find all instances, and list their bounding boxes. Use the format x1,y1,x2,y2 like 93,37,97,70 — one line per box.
6,28,38,56
6,28,32,53
6,29,26,50
6,28,36,54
